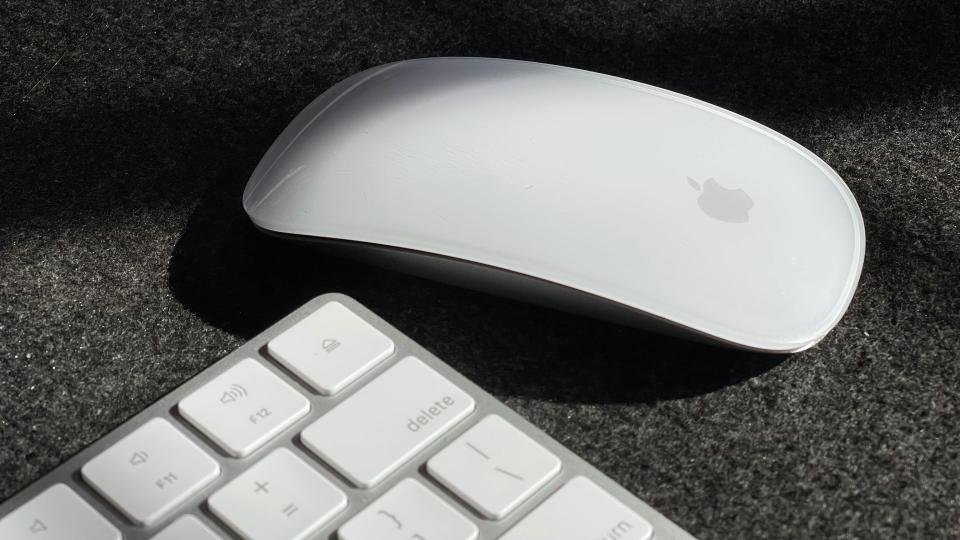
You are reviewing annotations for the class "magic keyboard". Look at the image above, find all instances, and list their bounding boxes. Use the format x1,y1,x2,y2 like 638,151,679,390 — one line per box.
0,294,696,540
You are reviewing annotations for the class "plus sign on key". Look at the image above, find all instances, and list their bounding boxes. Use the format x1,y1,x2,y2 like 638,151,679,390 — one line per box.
209,448,347,540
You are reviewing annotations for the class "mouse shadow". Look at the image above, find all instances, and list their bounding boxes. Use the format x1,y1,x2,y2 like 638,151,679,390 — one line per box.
168,174,786,405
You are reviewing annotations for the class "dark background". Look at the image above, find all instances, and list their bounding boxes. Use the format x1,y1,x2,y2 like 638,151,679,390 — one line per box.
2,1,959,538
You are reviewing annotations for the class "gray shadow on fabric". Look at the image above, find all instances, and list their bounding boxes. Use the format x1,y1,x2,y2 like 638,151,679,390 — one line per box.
392,0,960,116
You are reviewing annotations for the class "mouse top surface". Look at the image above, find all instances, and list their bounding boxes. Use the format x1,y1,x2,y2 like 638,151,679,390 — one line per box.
244,57,865,353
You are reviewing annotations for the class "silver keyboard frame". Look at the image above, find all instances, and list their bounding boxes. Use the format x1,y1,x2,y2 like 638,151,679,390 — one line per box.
0,293,696,539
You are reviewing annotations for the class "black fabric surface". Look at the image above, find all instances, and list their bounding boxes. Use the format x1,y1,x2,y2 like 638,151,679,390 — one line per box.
2,2,959,538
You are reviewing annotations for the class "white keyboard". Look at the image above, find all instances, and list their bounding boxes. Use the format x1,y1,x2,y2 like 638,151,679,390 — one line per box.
0,294,697,540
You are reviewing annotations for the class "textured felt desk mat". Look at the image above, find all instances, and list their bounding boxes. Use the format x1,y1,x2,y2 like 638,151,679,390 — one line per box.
2,1,958,538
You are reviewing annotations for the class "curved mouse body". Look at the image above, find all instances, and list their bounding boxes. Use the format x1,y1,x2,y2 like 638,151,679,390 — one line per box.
244,58,865,353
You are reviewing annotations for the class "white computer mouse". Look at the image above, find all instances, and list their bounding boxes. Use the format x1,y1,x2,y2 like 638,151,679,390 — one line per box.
243,57,865,353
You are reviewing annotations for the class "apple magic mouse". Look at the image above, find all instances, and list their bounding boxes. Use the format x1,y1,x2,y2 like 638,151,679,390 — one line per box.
243,57,865,353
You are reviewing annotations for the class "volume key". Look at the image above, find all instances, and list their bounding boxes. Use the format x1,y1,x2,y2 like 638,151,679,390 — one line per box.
81,418,220,526
178,358,311,458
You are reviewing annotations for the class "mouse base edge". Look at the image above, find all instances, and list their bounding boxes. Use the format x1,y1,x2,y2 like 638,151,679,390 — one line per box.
257,227,808,355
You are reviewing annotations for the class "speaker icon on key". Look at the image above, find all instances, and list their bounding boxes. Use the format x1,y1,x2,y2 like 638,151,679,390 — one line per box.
219,384,249,404
129,451,149,466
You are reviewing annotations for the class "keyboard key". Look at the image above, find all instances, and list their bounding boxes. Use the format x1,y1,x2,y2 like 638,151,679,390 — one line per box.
151,515,221,540
81,418,220,526
499,477,654,540
178,358,310,457
208,448,347,540
338,478,477,540
427,414,561,519
0,484,120,540
301,356,475,488
267,301,395,395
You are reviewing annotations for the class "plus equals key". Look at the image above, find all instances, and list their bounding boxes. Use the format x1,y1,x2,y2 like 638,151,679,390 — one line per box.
281,503,299,517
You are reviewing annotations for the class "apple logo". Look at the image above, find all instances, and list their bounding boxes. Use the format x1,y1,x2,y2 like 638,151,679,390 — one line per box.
687,177,754,223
